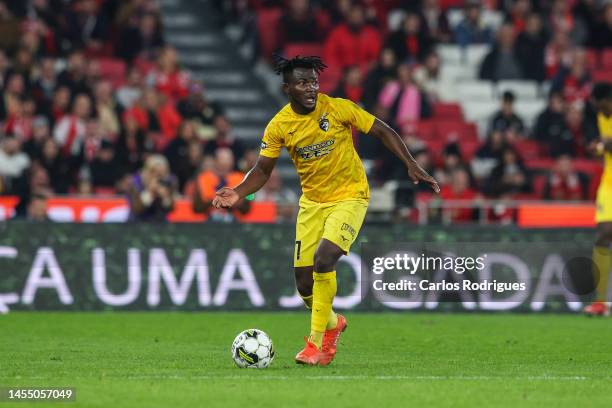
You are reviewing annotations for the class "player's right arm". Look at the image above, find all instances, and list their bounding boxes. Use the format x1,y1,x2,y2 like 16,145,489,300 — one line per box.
213,121,282,209
213,155,278,209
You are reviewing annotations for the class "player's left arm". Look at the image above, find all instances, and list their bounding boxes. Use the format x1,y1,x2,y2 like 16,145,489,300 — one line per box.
588,139,612,155
368,118,440,193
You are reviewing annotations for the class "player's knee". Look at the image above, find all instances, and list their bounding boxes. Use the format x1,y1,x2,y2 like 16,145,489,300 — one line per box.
314,250,339,273
294,268,313,296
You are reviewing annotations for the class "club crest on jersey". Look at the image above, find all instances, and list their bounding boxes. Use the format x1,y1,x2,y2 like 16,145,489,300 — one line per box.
319,113,330,132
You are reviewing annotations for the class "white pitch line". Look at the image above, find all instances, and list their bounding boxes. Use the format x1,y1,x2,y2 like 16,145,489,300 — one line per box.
9,375,596,381
103,375,592,381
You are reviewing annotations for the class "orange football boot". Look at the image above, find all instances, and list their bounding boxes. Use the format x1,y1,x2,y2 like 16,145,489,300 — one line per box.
320,314,348,365
295,337,326,366
583,301,610,317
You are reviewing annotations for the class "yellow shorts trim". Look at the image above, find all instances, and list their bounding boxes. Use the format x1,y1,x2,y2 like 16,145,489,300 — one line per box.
294,196,368,267
596,186,612,223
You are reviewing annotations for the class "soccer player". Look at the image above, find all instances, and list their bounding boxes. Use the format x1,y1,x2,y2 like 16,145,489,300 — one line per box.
584,82,612,317
213,56,439,365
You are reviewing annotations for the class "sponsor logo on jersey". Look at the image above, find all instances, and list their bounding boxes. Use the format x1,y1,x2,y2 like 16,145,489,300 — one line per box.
261,141,268,149
296,138,335,160
341,223,356,238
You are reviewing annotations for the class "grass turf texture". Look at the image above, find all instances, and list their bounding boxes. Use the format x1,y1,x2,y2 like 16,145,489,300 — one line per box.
0,312,611,408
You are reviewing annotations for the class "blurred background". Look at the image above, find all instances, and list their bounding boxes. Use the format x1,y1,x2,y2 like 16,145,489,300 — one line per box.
0,0,610,227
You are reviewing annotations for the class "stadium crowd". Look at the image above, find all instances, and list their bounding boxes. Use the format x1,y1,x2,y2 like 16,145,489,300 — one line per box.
221,0,612,221
0,0,611,223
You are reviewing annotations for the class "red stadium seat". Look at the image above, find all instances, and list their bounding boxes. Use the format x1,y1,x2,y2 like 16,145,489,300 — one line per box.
592,69,612,83
585,48,599,69
284,43,323,59
532,174,548,198
525,158,555,171
436,121,478,143
439,0,465,10
513,139,542,161
413,120,437,140
601,49,612,69
257,8,282,62
460,140,480,161
98,58,126,88
433,103,464,120
134,58,156,75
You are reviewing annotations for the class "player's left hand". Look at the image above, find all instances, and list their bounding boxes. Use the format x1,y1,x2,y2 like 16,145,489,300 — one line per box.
213,187,240,209
407,163,440,193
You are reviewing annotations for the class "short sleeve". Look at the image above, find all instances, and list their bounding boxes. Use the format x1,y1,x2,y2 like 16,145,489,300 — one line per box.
335,98,376,134
259,122,283,158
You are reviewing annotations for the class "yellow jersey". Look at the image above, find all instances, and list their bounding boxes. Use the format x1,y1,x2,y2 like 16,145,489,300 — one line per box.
260,94,375,203
598,113,612,188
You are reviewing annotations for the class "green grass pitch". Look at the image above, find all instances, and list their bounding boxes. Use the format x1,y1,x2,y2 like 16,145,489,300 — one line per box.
1,312,611,408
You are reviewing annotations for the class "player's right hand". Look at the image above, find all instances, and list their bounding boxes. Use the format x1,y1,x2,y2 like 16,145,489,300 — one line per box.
213,187,240,209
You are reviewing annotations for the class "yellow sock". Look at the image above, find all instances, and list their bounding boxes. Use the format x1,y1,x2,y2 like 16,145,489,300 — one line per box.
327,310,338,330
299,294,313,309
310,271,336,349
594,246,612,302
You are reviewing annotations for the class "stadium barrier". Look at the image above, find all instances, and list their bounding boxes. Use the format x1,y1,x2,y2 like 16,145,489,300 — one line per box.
0,222,598,314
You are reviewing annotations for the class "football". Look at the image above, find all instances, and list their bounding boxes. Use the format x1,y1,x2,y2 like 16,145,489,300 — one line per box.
231,329,275,368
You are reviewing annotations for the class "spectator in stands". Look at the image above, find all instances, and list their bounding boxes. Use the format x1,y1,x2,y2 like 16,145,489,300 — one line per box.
203,115,244,163
39,138,69,194
31,58,58,106
362,48,397,110
489,91,525,138
506,0,531,34
127,154,176,222
148,46,190,101
118,12,164,62
116,114,153,175
554,102,588,157
10,48,36,86
454,0,494,47
26,193,49,222
193,147,250,222
434,142,471,187
141,88,182,139
13,163,53,217
378,63,431,128
549,0,588,45
440,167,479,223
323,3,382,70
57,51,91,96
421,0,451,43
89,140,121,191
177,81,224,140
23,117,50,160
65,0,110,53
117,67,144,109
412,52,442,102
0,1,21,55
551,47,592,104
533,91,565,154
0,73,26,122
0,135,30,186
42,86,71,128
53,93,91,158
588,3,612,49
544,28,572,80
485,147,531,197
479,24,524,81
254,168,298,221
279,0,324,46
164,121,199,191
387,11,433,64
544,154,587,200
472,129,509,180
94,80,122,140
332,65,363,103
516,13,547,82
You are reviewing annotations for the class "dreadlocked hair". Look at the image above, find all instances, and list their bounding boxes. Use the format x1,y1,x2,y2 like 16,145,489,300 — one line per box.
273,54,327,80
